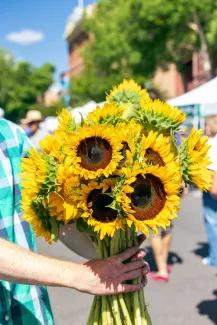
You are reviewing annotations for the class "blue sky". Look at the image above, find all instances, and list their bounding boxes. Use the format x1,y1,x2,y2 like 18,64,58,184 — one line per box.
0,0,96,79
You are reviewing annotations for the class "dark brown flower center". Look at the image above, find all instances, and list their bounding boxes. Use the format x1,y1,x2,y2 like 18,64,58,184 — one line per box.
130,174,166,221
87,189,117,222
145,148,165,166
77,137,112,171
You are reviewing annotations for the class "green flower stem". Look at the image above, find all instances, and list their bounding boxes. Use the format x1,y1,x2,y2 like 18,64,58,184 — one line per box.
86,296,97,325
92,296,101,325
104,236,110,248
107,296,116,324
132,233,142,325
120,230,134,322
109,233,124,325
120,229,127,251
111,295,122,325
92,237,101,257
118,294,133,325
145,308,152,325
98,239,123,325
99,307,103,325
116,231,134,324
102,239,109,259
110,230,120,255
98,238,104,258
95,240,109,325
138,288,147,325
89,230,152,325
106,297,113,325
133,231,152,325
132,285,142,325
102,296,108,325
126,228,133,248
123,292,132,319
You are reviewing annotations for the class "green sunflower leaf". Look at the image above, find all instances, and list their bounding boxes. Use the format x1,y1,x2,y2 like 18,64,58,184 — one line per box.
50,217,59,241
76,218,95,236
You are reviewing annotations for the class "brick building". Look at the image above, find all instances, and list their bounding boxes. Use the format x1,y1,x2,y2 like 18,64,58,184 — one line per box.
64,4,94,77
154,51,208,99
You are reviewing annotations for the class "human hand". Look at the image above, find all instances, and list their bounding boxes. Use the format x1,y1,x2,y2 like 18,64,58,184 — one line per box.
75,245,149,295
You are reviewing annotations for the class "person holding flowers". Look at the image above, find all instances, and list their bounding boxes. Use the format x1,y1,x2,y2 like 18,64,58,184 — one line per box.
20,79,213,325
0,118,149,325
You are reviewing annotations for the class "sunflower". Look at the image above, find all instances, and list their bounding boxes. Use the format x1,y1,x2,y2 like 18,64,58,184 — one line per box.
29,198,56,243
65,124,123,179
48,165,80,223
20,149,54,243
138,98,186,132
49,191,79,224
180,127,213,191
117,164,181,237
115,120,143,140
56,164,80,192
88,102,125,125
21,147,47,194
21,196,52,243
40,134,65,163
106,79,151,119
140,131,175,167
75,180,123,240
107,79,151,105
112,123,138,167
55,108,76,137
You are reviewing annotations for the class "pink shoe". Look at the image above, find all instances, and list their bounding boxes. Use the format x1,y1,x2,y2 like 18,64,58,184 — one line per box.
149,272,169,283
167,264,172,273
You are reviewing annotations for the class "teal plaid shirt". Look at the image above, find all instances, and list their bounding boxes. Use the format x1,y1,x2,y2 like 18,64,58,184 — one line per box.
0,120,54,325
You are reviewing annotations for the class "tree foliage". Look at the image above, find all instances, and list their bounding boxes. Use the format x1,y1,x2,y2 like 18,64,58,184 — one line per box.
70,0,217,106
0,49,55,122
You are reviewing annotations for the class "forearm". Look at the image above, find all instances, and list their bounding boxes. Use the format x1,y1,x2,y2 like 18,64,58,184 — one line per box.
0,238,80,288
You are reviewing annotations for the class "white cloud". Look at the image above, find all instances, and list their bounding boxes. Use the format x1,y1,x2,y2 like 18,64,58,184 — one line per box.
6,29,44,45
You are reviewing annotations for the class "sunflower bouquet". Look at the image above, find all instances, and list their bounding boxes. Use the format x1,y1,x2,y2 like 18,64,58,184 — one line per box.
21,79,213,325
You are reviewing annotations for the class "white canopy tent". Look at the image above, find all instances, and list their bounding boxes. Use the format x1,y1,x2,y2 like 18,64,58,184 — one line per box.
168,76,217,117
70,100,105,123
43,101,105,133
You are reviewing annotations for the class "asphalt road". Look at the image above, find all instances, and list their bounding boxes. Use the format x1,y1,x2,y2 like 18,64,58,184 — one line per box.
37,190,217,325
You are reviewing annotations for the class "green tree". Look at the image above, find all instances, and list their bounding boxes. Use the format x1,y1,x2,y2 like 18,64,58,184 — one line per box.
0,49,55,122
70,0,217,105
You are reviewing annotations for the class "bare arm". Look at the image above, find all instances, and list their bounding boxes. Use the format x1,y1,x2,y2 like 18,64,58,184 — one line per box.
0,237,149,295
210,170,217,199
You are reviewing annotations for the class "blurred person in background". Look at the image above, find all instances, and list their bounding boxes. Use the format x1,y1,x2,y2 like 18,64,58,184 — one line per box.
149,185,187,283
180,126,188,140
202,115,217,268
21,110,48,151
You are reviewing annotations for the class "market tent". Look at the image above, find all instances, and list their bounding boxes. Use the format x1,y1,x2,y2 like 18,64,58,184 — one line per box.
44,101,105,133
70,100,105,123
168,77,217,117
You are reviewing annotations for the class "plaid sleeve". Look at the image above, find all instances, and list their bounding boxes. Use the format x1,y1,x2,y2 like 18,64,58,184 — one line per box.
15,125,33,158
0,120,54,325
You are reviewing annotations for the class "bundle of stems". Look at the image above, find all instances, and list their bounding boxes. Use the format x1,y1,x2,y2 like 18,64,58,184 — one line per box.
86,228,152,325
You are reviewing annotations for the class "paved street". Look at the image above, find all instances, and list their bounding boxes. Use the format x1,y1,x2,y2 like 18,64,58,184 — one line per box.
37,190,217,325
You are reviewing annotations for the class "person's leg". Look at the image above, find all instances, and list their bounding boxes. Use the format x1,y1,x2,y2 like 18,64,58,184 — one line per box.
161,232,172,268
150,235,168,277
203,192,217,267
